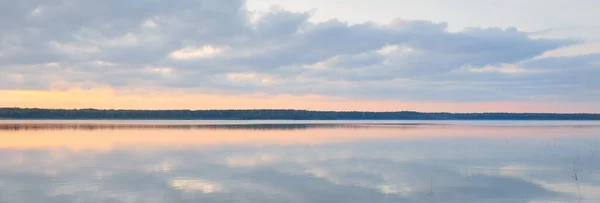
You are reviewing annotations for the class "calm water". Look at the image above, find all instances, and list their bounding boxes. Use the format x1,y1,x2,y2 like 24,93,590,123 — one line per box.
0,121,599,203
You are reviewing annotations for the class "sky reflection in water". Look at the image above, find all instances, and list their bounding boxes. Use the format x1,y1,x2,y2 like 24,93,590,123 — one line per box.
0,121,599,203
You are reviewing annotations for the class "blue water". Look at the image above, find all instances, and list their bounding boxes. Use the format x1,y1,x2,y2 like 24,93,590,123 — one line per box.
0,121,598,203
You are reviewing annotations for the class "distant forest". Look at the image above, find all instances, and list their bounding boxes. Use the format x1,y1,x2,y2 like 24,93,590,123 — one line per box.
1,108,599,120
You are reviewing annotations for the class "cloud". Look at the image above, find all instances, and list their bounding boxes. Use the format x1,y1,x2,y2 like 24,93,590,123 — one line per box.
169,45,224,60
0,0,597,102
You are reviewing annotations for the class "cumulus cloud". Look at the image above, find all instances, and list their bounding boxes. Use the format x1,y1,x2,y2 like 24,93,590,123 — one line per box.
0,0,598,102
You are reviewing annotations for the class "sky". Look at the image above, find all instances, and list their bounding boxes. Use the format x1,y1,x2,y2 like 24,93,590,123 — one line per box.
1,0,599,112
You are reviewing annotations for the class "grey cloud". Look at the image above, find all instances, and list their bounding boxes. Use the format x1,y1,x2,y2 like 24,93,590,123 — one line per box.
523,53,600,69
0,0,596,102
254,8,311,38
405,27,573,65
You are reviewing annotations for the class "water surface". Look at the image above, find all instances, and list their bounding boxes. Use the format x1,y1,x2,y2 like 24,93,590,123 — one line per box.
0,120,598,203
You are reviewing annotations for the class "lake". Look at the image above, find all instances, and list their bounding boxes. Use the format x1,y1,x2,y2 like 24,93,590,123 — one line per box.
0,120,598,203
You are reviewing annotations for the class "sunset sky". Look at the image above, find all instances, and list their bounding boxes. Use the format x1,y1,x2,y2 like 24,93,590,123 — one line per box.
1,0,599,112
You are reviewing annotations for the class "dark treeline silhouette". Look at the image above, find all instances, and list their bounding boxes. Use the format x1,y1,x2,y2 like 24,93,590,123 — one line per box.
0,123,361,131
1,108,599,120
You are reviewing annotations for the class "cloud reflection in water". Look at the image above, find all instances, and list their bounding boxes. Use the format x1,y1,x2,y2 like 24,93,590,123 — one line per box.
0,121,598,202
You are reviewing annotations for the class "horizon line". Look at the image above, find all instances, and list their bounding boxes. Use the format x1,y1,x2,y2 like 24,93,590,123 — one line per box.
2,107,599,115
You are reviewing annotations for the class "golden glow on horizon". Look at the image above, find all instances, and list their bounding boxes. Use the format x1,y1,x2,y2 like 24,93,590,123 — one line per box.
0,125,575,150
0,87,598,113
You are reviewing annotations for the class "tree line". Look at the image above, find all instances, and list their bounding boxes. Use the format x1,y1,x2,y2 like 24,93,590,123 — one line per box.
1,108,599,120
